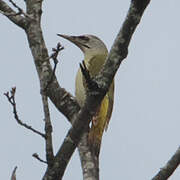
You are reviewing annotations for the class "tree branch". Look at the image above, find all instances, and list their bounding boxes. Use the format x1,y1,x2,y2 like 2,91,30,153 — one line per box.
42,95,54,166
43,94,98,180
25,0,79,122
38,43,65,166
43,0,151,179
44,42,64,92
11,166,17,180
0,0,27,29
33,153,47,164
152,146,180,180
8,0,33,20
78,132,99,180
96,0,151,92
4,87,46,138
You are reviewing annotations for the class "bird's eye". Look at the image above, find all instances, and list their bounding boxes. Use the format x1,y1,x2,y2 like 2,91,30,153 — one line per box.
78,36,89,41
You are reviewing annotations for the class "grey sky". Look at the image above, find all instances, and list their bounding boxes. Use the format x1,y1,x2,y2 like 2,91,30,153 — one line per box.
1,0,180,179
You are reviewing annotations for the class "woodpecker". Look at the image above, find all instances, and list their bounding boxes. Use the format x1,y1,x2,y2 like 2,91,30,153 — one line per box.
58,34,114,156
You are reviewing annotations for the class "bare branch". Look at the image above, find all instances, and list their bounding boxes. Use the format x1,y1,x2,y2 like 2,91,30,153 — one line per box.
4,87,46,138
8,0,34,20
0,0,26,29
41,43,64,166
11,166,17,180
0,9,21,16
33,153,47,164
152,146,180,180
42,95,54,166
44,42,64,92
9,0,23,11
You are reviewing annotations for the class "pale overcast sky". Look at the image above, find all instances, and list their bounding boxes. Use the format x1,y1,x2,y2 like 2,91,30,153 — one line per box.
1,0,180,180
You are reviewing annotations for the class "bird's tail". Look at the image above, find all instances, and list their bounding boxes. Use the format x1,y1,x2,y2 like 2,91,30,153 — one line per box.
88,96,109,156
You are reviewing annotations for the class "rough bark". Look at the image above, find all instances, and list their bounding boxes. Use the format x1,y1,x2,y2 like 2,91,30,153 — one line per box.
0,0,27,29
78,132,99,180
152,146,180,180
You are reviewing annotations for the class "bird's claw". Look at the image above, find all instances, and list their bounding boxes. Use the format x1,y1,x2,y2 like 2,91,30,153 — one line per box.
80,60,99,91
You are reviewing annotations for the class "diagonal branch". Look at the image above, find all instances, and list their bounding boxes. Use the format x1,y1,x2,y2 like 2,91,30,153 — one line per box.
43,94,99,180
8,0,34,20
152,146,180,180
4,87,46,138
43,0,151,179
11,166,17,180
96,0,151,91
0,0,27,29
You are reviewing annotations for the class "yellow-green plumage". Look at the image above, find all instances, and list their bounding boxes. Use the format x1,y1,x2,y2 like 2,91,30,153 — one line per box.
58,34,114,156
76,54,114,155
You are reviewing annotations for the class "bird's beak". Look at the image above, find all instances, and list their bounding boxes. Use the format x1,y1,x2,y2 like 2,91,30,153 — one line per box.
57,34,89,51
57,34,75,43
57,34,81,48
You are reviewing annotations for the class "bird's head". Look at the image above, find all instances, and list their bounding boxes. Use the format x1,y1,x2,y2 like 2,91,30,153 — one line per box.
57,34,108,59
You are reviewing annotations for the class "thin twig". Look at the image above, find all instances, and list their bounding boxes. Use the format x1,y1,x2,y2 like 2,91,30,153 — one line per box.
11,166,17,180
41,43,64,164
8,0,34,20
42,95,54,165
4,87,46,138
32,153,47,164
44,42,64,91
152,146,180,180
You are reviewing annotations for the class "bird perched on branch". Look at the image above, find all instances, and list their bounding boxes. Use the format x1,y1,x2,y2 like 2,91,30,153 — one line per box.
57,34,114,156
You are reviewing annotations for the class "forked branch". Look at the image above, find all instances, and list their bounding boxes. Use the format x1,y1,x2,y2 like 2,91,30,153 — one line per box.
0,0,28,29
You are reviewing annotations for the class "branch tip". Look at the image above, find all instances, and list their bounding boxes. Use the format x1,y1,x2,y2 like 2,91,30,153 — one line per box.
4,87,46,138
11,166,17,180
32,153,47,164
43,42,64,91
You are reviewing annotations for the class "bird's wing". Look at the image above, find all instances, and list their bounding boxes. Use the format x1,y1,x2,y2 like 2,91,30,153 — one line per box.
105,80,114,131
